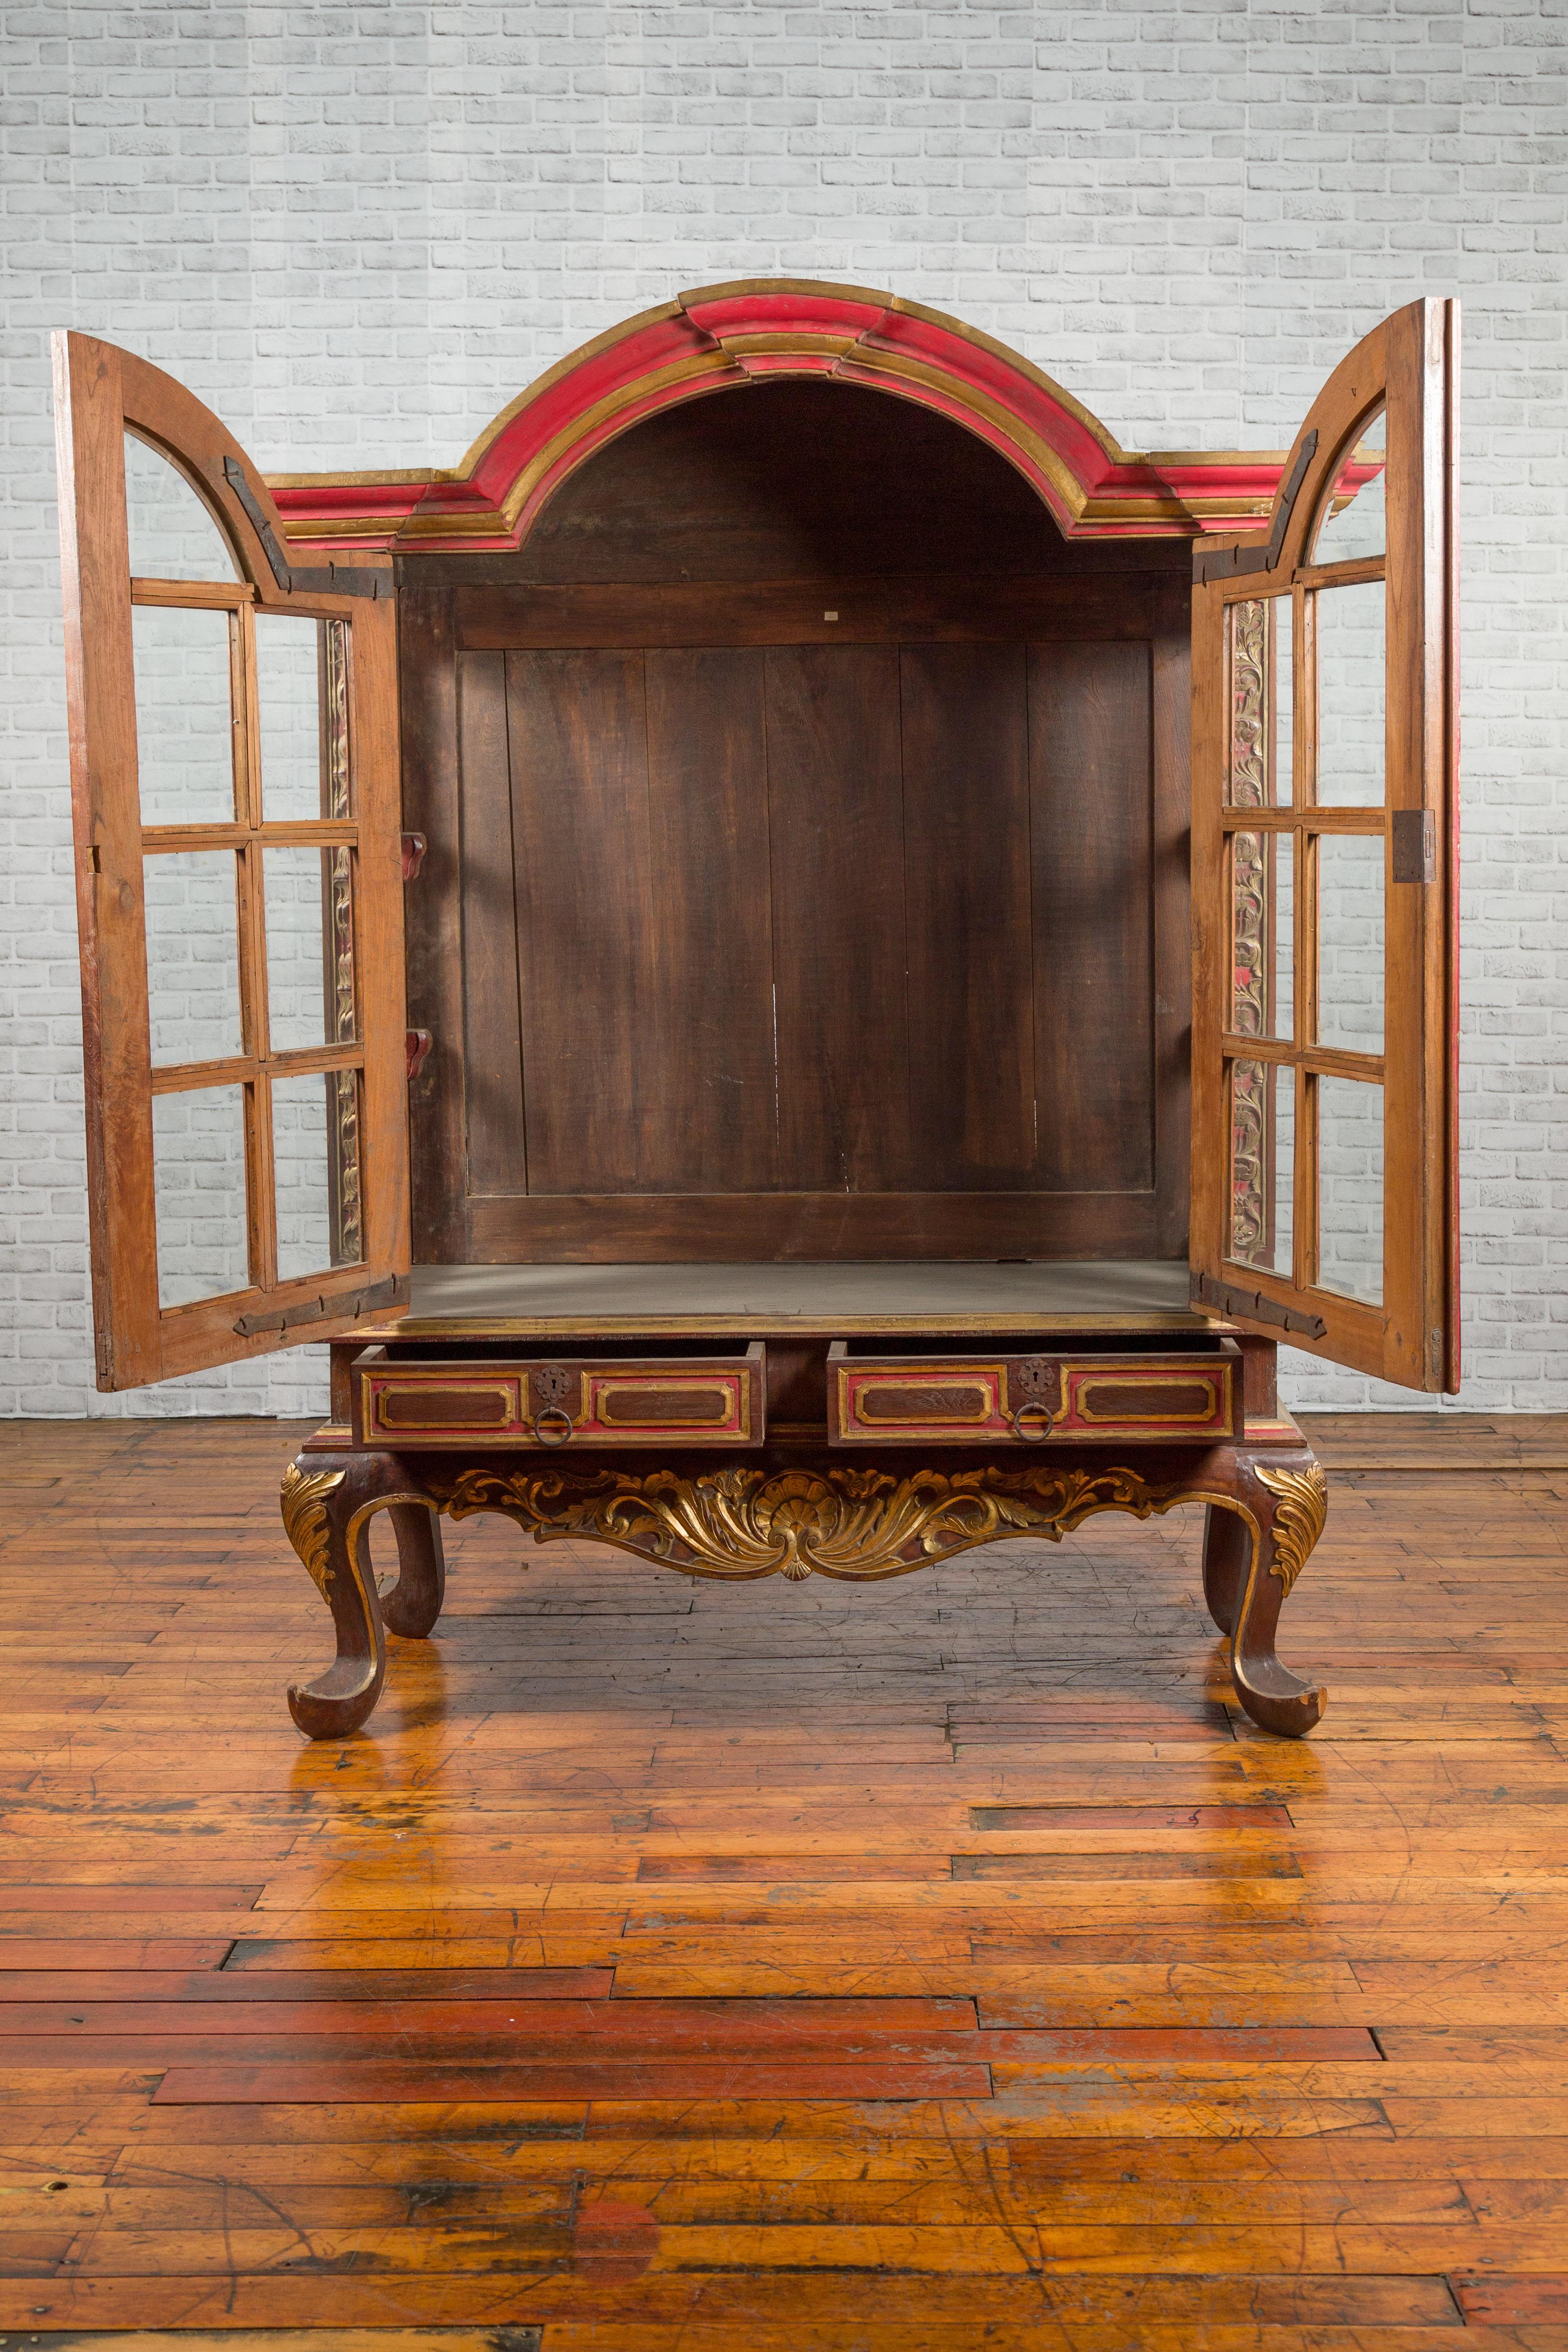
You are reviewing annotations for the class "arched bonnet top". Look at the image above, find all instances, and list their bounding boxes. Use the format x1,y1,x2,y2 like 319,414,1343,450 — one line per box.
268,279,1289,554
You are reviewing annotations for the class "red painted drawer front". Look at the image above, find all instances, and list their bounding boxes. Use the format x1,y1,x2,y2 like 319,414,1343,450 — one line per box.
828,1346,1234,1445
1057,1359,1234,1439
353,1345,765,1449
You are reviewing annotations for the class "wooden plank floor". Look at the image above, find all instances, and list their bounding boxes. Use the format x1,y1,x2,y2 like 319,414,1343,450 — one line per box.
1,1414,1568,2348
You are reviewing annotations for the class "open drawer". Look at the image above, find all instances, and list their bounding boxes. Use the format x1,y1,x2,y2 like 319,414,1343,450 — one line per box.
827,1342,1238,1446
353,1343,767,1449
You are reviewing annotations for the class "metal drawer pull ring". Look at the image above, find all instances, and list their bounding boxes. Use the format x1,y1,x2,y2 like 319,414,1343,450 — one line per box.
532,1405,575,1448
1009,1400,1057,1443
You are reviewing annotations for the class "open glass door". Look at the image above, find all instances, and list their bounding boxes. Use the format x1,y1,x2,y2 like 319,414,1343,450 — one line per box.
1190,298,1459,1390
54,332,410,1389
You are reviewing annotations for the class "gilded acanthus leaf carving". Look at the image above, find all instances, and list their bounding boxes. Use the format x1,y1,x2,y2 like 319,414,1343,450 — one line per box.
1255,1461,1328,1595
426,1461,1185,1583
280,1462,346,1598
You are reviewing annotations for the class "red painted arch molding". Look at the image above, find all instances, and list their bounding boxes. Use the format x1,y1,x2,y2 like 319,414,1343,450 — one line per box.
267,279,1291,554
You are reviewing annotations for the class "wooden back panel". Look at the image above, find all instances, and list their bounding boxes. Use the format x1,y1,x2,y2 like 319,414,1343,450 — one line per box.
401,383,1191,1263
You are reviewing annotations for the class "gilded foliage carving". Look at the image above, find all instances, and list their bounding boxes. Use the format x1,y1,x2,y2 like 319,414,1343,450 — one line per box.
322,619,361,1267
425,1461,1185,1583
280,1462,346,1598
1228,598,1269,811
1255,1461,1328,1596
1227,598,1274,1265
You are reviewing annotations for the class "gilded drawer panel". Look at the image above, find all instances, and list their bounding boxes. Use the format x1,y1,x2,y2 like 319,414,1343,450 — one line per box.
1057,1360,1233,1439
373,1380,521,1435
828,1344,1235,1445
353,1345,765,1449
835,1362,1012,1443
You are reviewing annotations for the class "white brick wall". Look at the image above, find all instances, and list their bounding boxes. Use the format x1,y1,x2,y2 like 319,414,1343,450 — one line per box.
1,0,1562,1416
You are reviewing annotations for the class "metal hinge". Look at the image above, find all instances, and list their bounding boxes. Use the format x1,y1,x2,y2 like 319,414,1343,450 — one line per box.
1193,430,1319,584
234,1272,409,1340
1191,1271,1327,1341
1392,808,1437,885
221,457,392,600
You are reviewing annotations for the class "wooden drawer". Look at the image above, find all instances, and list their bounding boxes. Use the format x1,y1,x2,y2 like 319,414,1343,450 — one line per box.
827,1344,1236,1445
353,1344,766,1449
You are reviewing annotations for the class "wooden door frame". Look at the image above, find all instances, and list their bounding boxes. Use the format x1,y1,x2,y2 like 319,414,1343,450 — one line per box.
54,332,410,1388
1189,299,1460,1392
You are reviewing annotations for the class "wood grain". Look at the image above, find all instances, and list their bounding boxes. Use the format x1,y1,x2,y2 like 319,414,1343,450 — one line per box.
3,1411,1564,2340
1030,641,1155,1194
506,649,655,1193
766,643,911,1192
900,642,1034,1190
641,648,777,1192
454,650,524,1194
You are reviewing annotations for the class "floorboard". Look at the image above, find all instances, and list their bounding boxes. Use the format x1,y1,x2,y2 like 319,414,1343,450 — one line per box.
0,1411,1566,2347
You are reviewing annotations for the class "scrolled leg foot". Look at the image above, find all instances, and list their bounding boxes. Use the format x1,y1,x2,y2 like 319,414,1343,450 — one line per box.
281,1452,437,1738
1219,1455,1329,1739
379,1503,447,1639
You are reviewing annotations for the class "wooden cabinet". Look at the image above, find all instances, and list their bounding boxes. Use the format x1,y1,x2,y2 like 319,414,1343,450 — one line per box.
52,280,1460,1741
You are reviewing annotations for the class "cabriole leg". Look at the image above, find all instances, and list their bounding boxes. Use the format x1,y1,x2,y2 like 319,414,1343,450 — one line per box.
379,1503,446,1639
280,1452,436,1739
1201,1501,1248,1637
1218,1456,1330,1739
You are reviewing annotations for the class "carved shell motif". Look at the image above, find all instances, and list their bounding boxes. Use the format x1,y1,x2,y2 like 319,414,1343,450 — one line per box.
279,1463,346,1599
1255,1461,1328,1596
428,1461,1180,1584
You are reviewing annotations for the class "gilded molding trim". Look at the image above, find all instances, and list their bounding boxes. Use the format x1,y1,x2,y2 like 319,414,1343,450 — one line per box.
280,1462,346,1597
425,1460,1190,1583
264,279,1290,554
1255,1461,1328,1595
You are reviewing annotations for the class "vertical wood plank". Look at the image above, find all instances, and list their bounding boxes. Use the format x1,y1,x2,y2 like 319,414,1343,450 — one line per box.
1029,642,1154,1195
642,649,778,1193
456,654,527,1196
765,645,910,1194
233,607,275,1292
52,332,162,1384
1151,633,1192,1258
341,584,411,1291
899,643,1034,1192
507,650,655,1196
398,585,466,1263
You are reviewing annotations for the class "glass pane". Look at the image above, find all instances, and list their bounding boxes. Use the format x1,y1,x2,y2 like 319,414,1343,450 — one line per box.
151,1085,250,1308
1315,580,1385,806
124,432,238,581
274,1070,362,1283
1231,830,1293,1042
132,604,235,827
1229,1060,1294,1278
1311,407,1386,565
1226,596,1293,806
264,845,354,1053
256,614,349,821
1317,833,1384,1057
143,851,243,1066
1318,1075,1383,1305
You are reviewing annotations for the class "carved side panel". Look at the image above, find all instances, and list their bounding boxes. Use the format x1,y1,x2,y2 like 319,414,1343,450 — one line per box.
1227,599,1274,1265
319,618,362,1266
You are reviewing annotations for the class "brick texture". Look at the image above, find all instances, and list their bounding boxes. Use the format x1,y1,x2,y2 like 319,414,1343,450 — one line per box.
1,0,1561,1415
